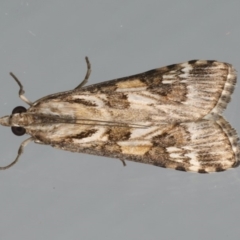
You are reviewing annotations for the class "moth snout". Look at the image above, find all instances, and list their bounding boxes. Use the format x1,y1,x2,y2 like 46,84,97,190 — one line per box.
0,115,11,127
0,114,24,127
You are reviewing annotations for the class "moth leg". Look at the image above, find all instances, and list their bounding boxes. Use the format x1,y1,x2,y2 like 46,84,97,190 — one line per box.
75,56,91,89
0,137,33,170
120,158,126,167
9,72,33,106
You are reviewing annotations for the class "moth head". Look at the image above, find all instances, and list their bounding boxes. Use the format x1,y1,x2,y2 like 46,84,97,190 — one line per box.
0,105,27,136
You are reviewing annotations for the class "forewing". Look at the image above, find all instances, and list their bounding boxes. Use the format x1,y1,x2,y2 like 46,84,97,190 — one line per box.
31,60,236,124
31,116,239,173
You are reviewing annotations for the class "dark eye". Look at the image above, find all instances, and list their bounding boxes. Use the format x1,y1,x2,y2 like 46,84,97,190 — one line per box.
11,126,26,136
12,106,27,114
11,106,27,136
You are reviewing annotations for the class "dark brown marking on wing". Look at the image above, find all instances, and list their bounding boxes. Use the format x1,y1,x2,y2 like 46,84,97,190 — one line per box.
232,161,240,168
106,127,131,141
215,166,225,172
142,66,189,101
35,115,76,124
72,129,98,139
175,166,186,172
106,93,130,109
153,161,167,168
206,60,215,64
189,61,216,75
162,84,188,102
152,132,177,147
148,84,172,96
166,64,179,70
188,60,198,65
68,98,98,107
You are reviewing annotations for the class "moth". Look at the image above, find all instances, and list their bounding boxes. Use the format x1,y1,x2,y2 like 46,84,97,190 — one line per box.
0,57,239,173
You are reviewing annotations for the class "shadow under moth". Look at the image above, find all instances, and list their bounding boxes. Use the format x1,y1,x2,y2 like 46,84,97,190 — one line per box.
0,57,239,173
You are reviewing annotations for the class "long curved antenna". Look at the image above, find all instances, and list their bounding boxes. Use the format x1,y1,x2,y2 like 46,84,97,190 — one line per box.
0,137,33,170
9,72,33,106
75,57,91,89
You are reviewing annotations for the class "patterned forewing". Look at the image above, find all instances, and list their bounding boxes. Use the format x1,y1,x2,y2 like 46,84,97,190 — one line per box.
30,116,239,173
31,60,236,124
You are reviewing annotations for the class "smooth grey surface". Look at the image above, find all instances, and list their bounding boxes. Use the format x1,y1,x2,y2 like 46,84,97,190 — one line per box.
0,1,240,240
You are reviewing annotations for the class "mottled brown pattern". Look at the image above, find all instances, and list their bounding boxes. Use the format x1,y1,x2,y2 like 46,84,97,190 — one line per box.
67,98,98,106
148,83,172,96
152,132,176,147
106,127,131,141
166,84,188,102
144,145,168,163
168,124,191,146
102,142,122,155
138,70,164,86
106,93,130,109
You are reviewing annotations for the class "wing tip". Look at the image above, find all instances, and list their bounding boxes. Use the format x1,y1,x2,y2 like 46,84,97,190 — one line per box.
216,116,240,168
209,62,237,115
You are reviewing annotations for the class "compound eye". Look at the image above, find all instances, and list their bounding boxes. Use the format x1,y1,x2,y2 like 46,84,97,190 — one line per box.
11,106,27,136
12,106,27,114
11,126,26,136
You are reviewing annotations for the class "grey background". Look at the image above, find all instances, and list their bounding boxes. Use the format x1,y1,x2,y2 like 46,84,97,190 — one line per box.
0,1,240,240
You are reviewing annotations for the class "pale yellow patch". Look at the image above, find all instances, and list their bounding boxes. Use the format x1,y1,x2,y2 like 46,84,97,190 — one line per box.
116,79,146,89
120,145,151,155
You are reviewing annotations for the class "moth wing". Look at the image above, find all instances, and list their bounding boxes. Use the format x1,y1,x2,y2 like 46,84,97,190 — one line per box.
81,60,236,121
31,60,236,124
41,116,239,173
